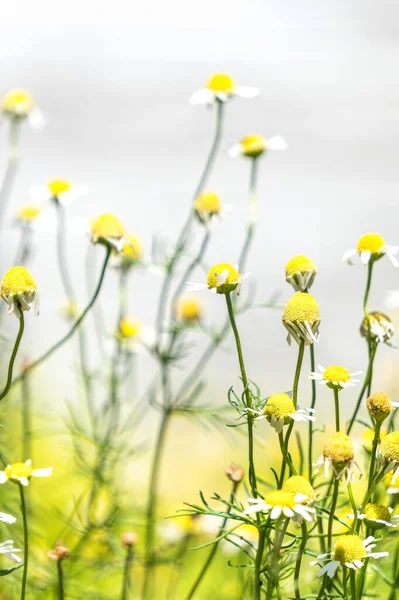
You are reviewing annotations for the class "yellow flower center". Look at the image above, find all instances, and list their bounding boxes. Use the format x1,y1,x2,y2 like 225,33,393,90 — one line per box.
48,180,71,196
240,134,266,158
91,214,125,240
364,503,391,523
323,432,354,465
264,490,296,508
2,89,34,116
5,462,33,480
333,535,366,565
356,233,385,254
263,393,295,421
285,255,316,276
207,263,240,295
119,318,141,339
175,296,203,322
323,366,350,384
378,431,399,463
17,205,41,222
282,476,316,504
283,292,320,323
193,191,222,215
366,392,391,422
121,234,142,262
206,73,235,94
1,266,37,297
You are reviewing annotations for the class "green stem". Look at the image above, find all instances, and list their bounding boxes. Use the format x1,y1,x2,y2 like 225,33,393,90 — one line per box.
254,528,266,600
328,480,339,553
347,482,358,532
185,481,238,600
266,519,289,600
225,292,257,495
350,569,356,600
308,344,317,483
363,261,374,356
19,483,28,600
121,545,134,600
0,119,21,231
294,522,307,600
346,343,377,435
12,247,111,386
278,431,297,478
57,559,64,600
368,421,382,493
333,387,340,431
0,313,24,402
21,367,32,463
238,157,258,272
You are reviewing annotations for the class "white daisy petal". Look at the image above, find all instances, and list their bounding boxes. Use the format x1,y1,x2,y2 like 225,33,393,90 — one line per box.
234,86,260,98
267,136,288,150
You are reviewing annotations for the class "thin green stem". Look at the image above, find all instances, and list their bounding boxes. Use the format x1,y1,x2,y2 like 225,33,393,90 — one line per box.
254,528,266,600
121,545,134,600
328,480,339,553
278,431,297,478
12,247,111,386
266,519,289,600
238,157,258,272
57,559,64,600
0,313,24,402
294,522,308,600
19,483,28,600
346,343,377,434
308,344,317,483
347,482,358,532
368,421,382,493
333,387,340,432
185,481,238,599
0,119,21,231
225,292,257,495
21,368,32,462
350,569,356,600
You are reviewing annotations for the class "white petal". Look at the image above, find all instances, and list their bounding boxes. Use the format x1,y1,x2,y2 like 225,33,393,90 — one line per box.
387,252,399,267
28,108,46,129
0,512,16,524
267,136,288,150
342,248,357,263
360,251,371,265
185,282,208,292
0,473,8,484
189,89,214,105
234,86,260,99
270,506,282,520
215,270,228,286
19,478,29,487
244,503,268,515
228,144,242,158
368,552,389,559
363,536,375,547
32,467,53,478
283,507,294,517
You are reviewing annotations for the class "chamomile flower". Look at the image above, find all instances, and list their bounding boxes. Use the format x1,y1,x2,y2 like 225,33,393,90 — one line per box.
193,191,230,226
174,296,203,325
360,311,395,345
0,266,39,319
0,459,52,487
351,504,399,530
186,263,249,296
229,134,287,159
30,180,88,207
314,432,360,482
285,255,317,292
90,213,126,253
342,233,399,267
256,393,315,434
189,73,259,105
282,292,321,346
377,431,399,484
117,234,142,269
309,365,362,390
244,490,315,522
118,318,141,342
312,535,388,578
366,392,399,423
282,476,317,506
0,540,22,563
1,88,45,129
15,204,41,225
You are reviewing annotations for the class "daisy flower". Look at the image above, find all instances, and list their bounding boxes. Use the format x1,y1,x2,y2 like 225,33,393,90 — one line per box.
0,540,22,563
255,393,315,434
0,460,52,487
114,233,142,270
228,134,287,159
282,475,317,506
366,392,399,424
193,191,231,226
349,504,399,530
285,255,317,293
186,263,249,296
1,88,45,129
309,365,362,390
244,490,315,522
342,233,399,267
282,292,321,346
377,431,399,484
15,204,42,226
30,179,88,207
174,296,203,325
189,73,259,105
312,535,388,578
360,311,395,346
90,213,127,254
314,432,360,482
0,266,39,319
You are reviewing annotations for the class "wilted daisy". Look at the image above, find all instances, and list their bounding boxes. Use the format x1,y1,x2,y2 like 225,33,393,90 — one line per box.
350,504,399,530
0,266,39,318
257,393,315,434
174,296,203,325
309,365,362,390
48,540,70,561
244,490,315,522
0,540,22,563
0,460,52,487
282,292,320,345
1,88,44,129
342,233,399,267
90,213,126,253
366,392,399,423
360,311,395,345
189,73,259,105
285,255,317,292
228,134,287,159
116,234,142,269
377,431,399,484
193,191,230,226
312,535,388,578
30,179,88,207
314,432,359,482
186,263,248,296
